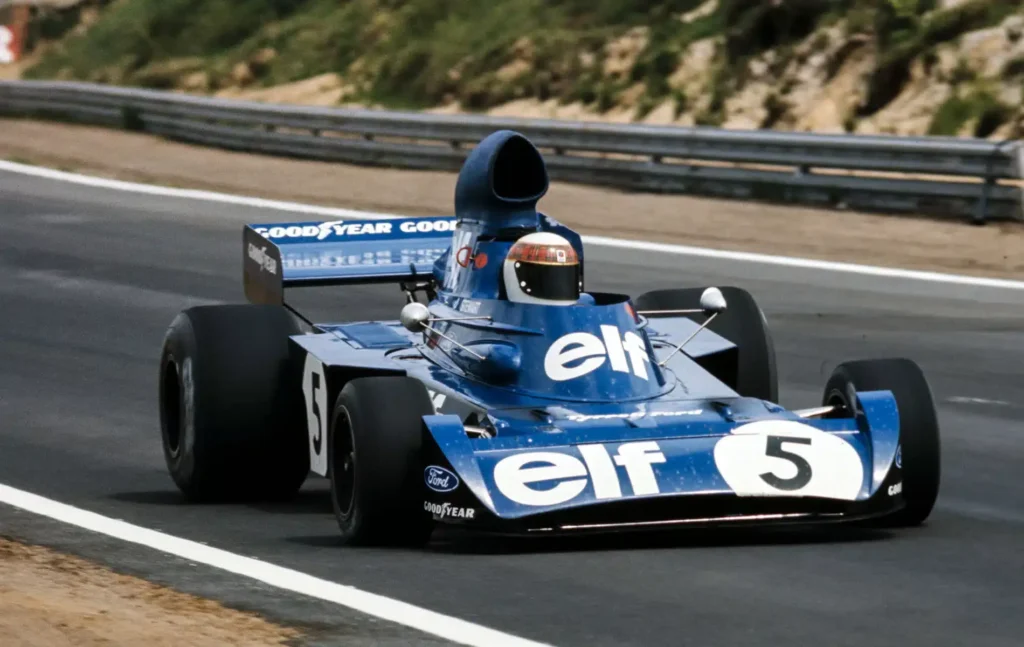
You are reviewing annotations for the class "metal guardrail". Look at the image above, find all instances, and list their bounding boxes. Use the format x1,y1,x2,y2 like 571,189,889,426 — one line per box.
0,80,1021,222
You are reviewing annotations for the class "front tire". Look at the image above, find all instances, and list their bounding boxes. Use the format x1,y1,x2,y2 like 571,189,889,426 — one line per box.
329,376,435,546
159,305,309,502
823,358,941,526
634,286,778,402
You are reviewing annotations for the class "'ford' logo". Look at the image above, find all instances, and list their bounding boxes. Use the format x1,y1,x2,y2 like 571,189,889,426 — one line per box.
425,465,459,493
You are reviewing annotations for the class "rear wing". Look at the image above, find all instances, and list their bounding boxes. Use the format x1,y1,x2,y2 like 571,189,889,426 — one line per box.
243,216,457,305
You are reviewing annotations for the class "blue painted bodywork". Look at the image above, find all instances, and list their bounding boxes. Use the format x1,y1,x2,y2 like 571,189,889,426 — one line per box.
244,130,906,533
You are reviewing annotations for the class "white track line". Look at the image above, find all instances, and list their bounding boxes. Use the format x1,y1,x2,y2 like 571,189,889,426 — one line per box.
0,484,551,647
0,160,401,219
2,158,1023,291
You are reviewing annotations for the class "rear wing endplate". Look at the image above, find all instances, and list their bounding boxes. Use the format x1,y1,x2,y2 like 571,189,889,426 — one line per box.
243,216,457,305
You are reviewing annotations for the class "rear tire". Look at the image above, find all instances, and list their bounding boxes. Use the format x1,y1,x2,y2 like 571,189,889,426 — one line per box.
159,305,309,502
330,376,435,546
823,358,941,526
634,287,778,402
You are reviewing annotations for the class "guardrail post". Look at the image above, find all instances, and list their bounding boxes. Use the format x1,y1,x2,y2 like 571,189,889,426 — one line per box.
974,140,1015,225
121,106,144,132
974,177,993,225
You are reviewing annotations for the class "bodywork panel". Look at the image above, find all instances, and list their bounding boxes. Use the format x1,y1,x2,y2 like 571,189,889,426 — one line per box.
291,312,906,533
417,389,903,533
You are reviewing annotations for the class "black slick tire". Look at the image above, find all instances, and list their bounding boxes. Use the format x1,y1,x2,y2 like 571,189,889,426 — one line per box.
158,305,309,502
634,287,778,402
822,358,941,527
329,376,435,547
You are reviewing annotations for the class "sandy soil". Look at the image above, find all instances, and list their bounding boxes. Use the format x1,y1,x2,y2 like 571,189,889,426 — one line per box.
0,538,300,647
1,118,1021,279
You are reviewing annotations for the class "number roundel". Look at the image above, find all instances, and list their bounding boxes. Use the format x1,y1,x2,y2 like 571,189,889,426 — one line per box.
713,420,864,500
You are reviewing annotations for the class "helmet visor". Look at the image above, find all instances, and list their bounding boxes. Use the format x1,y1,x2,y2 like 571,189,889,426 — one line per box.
513,261,581,302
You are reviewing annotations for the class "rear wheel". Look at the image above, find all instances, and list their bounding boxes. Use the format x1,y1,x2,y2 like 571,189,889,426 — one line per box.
634,287,778,402
159,305,309,502
823,358,941,526
330,376,435,546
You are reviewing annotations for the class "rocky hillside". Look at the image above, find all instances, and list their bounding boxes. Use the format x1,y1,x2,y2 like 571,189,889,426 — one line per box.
16,0,1024,138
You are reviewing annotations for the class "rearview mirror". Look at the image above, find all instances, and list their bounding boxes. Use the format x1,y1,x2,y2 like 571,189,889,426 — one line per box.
400,302,431,332
700,287,727,315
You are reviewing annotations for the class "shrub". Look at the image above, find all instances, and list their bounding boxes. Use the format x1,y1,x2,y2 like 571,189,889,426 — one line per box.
1001,56,1024,79
928,90,1011,137
860,0,1016,116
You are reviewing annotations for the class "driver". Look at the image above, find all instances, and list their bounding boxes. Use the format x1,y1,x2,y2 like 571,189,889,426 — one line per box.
502,232,582,306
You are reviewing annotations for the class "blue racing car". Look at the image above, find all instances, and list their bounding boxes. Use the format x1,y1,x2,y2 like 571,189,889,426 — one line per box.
158,130,940,546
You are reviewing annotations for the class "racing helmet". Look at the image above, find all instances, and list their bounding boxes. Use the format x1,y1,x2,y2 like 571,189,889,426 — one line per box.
502,232,581,306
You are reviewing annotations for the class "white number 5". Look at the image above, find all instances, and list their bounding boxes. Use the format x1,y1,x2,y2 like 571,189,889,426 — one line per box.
302,354,329,476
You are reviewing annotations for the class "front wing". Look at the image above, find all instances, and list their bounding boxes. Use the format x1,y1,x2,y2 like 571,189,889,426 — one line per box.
419,392,905,534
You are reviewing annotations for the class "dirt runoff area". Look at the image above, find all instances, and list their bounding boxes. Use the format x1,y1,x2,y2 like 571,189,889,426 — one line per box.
0,538,300,646
1,118,1022,279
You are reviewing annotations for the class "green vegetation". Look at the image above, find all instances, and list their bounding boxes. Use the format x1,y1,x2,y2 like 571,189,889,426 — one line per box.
854,0,1019,115
28,0,716,108
25,0,850,106
21,0,1022,134
929,90,1013,137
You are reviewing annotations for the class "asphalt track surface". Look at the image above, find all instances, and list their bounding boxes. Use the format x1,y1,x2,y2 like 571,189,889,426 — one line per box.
2,168,1024,646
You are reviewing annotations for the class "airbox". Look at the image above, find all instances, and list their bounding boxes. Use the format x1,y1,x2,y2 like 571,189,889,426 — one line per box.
454,130,549,235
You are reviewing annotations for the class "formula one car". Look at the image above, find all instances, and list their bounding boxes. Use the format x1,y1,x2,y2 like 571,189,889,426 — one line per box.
158,130,941,546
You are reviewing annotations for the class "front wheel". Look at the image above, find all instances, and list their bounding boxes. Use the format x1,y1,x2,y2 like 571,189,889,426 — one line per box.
823,358,941,526
329,376,435,546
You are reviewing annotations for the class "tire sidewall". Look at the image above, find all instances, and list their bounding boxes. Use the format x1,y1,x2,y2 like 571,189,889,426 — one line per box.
719,287,778,403
159,313,202,492
823,359,941,526
330,403,363,539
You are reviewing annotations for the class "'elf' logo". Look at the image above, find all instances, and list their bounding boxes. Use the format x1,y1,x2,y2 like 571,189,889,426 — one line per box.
544,326,650,381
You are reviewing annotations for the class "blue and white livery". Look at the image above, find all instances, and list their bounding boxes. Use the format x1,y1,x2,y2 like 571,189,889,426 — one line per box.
161,129,940,546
